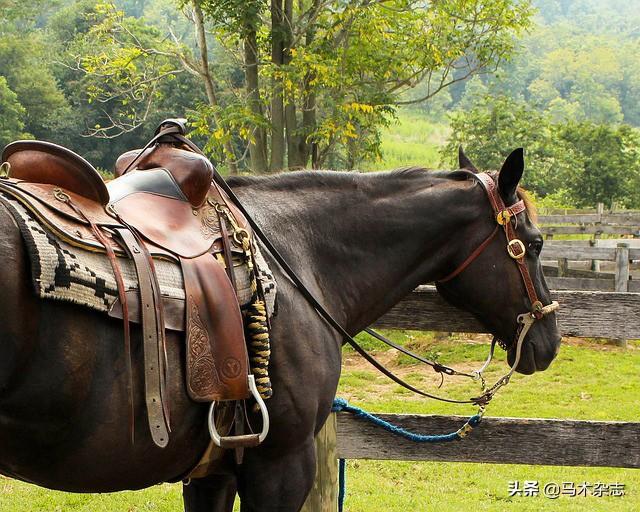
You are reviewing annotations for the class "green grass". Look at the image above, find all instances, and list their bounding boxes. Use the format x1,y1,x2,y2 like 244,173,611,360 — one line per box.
0,482,183,512
364,110,449,171
2,338,637,510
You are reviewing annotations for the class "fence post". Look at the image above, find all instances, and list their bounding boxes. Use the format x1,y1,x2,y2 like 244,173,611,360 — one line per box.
590,240,600,272
614,243,630,348
557,258,569,277
301,413,338,512
614,243,630,292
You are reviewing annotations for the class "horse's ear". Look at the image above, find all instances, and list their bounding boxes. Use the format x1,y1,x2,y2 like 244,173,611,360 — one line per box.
458,146,478,172
498,148,524,201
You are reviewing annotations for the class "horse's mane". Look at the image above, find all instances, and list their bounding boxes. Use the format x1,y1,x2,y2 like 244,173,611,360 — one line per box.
227,166,467,189
227,167,537,221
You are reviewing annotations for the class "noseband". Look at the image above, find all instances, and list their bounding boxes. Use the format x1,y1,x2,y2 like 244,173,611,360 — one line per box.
437,172,559,401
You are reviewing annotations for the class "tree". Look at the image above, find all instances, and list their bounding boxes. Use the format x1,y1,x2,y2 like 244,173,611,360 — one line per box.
0,1,70,141
558,122,640,208
74,0,534,172
444,94,640,208
442,95,577,197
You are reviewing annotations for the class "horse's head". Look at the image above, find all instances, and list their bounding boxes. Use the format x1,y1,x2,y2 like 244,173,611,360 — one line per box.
436,147,561,375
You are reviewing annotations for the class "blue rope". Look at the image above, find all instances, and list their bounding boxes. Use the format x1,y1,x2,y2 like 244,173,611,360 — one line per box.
331,398,482,511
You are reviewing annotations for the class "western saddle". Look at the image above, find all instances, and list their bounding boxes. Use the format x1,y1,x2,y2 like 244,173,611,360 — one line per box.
0,120,269,451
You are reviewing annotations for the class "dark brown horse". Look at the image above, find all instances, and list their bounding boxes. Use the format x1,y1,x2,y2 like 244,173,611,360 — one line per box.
0,148,560,511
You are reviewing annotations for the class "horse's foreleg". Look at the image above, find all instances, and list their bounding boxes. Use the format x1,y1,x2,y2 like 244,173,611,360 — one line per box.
183,474,237,512
237,438,316,512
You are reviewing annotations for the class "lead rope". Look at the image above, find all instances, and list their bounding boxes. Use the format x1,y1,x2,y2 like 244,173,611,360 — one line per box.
331,397,484,512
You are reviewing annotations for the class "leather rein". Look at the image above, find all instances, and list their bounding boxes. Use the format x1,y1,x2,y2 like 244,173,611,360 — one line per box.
195,145,558,408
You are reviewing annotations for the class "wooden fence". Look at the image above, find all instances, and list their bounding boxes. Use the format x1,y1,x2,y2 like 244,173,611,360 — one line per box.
541,242,638,292
538,204,640,238
301,286,640,510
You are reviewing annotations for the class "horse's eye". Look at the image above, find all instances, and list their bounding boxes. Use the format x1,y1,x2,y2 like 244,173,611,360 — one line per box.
529,240,543,256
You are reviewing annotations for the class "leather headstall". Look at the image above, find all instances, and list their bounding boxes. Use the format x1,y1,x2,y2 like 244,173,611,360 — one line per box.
438,172,544,321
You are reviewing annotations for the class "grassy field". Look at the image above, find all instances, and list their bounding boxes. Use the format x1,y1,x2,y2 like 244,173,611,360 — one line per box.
1,333,638,511
363,110,449,171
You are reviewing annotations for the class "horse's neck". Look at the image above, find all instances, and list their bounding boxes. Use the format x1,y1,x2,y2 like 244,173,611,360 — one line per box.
233,171,476,333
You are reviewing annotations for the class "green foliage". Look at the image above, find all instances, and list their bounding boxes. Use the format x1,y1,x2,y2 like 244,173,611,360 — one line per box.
443,94,640,208
558,122,640,208
0,76,30,146
63,0,533,171
0,0,59,27
455,9,640,127
70,3,181,136
442,95,577,197
272,0,533,169
43,0,207,168
0,32,69,140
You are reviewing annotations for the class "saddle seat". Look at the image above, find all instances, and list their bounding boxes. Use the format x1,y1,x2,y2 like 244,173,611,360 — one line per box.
0,120,270,452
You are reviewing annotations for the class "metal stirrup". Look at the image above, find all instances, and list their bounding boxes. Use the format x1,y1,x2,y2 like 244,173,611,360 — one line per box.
207,375,270,448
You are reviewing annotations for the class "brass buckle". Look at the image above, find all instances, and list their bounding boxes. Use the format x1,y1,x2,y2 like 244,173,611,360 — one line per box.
496,210,511,225
507,239,526,259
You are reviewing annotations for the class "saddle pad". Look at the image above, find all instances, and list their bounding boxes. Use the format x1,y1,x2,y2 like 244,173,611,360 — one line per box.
0,194,276,317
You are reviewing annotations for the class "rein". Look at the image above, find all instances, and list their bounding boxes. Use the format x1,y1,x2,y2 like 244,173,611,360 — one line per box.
200,150,558,407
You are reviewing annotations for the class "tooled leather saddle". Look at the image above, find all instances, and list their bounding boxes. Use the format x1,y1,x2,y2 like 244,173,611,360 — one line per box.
0,119,269,450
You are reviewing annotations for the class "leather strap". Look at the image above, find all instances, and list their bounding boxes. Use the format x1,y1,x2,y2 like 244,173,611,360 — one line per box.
438,225,500,283
474,173,542,318
115,228,170,448
218,209,237,291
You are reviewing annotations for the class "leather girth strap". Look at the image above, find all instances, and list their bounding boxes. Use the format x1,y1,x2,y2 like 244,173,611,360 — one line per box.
115,227,170,447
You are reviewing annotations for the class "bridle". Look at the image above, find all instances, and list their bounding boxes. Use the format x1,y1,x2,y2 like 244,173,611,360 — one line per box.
434,171,559,405
439,172,549,319
211,166,559,412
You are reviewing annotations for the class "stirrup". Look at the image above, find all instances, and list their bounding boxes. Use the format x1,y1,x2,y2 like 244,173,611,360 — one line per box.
207,375,270,449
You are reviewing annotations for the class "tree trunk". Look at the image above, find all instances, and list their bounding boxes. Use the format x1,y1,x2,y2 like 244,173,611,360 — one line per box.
244,27,269,173
192,3,238,174
270,0,285,172
302,0,321,168
283,0,305,169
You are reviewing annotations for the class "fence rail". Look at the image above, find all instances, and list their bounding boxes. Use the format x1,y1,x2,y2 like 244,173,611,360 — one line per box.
336,413,640,468
538,203,640,238
542,225,640,236
538,212,640,226
375,286,639,339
